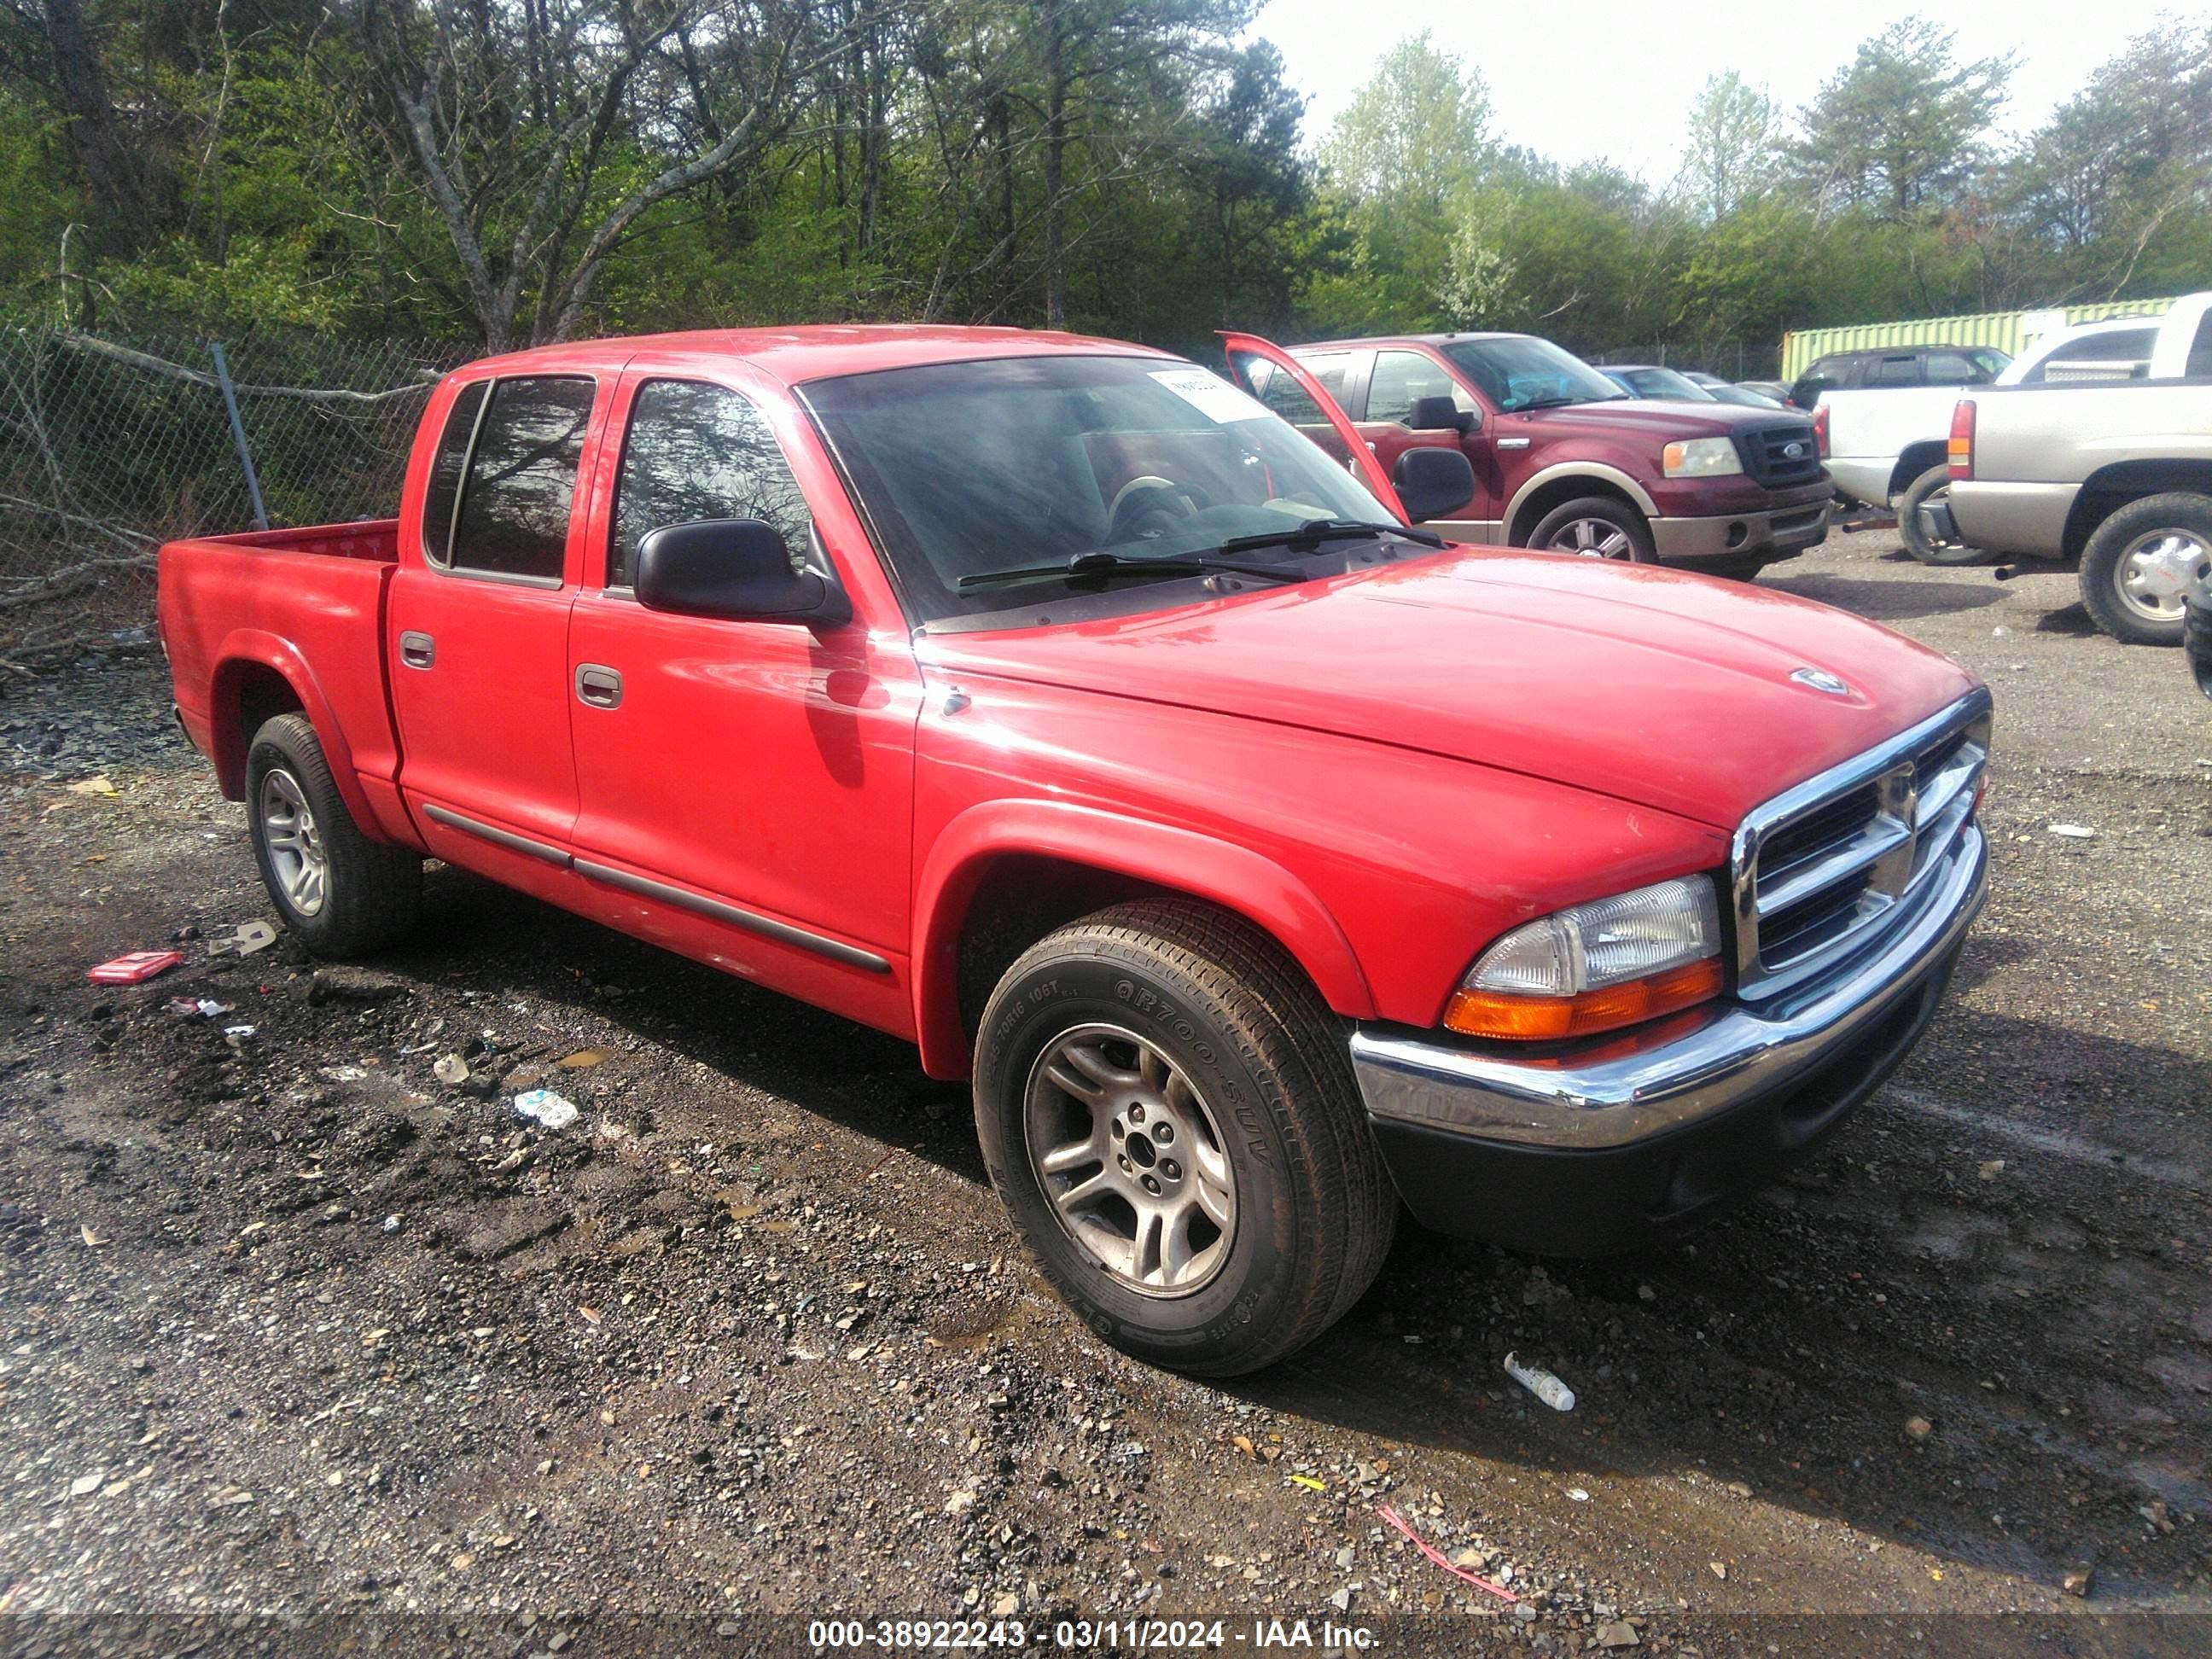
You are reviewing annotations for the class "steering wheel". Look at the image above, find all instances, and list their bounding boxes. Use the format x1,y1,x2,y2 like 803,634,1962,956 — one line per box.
1106,474,1210,543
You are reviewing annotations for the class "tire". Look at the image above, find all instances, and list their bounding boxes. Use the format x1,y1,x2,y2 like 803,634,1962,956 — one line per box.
245,713,422,957
1895,464,1988,566
2077,492,2212,647
972,899,1396,1377
1524,496,1655,562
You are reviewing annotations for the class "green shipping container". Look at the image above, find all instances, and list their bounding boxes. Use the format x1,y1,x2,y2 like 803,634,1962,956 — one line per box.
1779,297,2182,381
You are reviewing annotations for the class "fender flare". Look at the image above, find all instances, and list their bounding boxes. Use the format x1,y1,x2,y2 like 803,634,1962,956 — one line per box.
208,630,382,835
911,799,1376,1079
1505,462,1660,542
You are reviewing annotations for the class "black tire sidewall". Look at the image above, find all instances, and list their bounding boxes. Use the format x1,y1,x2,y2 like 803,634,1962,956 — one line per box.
2079,494,2209,647
1898,465,1986,567
1528,496,1654,562
244,717,354,949
974,950,1306,1370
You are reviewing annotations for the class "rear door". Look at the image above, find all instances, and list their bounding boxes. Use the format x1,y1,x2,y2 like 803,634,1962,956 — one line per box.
1220,332,1406,518
388,372,606,865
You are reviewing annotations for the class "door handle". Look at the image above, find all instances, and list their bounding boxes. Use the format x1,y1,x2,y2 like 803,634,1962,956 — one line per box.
399,631,435,669
574,664,623,709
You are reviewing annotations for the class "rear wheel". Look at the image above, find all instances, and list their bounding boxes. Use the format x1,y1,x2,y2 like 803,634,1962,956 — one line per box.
972,899,1396,1377
246,713,422,957
1526,496,1655,562
1896,464,1988,566
2077,493,2212,647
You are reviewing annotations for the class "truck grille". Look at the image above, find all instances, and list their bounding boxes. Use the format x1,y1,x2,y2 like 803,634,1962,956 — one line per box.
1730,692,1991,1001
1738,423,1824,487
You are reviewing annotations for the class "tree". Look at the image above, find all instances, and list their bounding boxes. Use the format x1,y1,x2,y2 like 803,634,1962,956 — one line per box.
1318,31,1489,212
1677,71,1779,221
353,0,828,349
1796,18,2011,222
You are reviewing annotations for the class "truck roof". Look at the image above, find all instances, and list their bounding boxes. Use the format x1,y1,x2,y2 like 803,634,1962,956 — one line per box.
1291,332,1528,352
459,324,1175,385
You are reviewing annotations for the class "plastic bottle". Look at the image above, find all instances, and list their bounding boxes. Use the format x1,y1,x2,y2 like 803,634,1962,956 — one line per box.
1503,1351,1576,1412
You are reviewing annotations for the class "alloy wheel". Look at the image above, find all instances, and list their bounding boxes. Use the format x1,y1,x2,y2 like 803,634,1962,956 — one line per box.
2116,529,2212,622
258,766,328,917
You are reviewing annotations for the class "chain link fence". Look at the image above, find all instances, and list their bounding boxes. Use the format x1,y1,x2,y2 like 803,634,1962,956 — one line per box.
0,327,474,667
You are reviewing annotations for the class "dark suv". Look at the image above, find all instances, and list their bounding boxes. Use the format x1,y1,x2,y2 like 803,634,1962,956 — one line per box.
1254,332,1832,576
1788,344,2010,409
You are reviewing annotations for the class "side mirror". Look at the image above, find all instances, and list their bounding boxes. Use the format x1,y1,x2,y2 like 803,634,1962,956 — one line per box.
634,519,849,627
1408,394,1476,434
1392,447,1476,524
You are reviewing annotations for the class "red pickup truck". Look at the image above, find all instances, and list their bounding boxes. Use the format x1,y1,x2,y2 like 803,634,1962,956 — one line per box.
1236,331,1833,577
158,326,1989,1376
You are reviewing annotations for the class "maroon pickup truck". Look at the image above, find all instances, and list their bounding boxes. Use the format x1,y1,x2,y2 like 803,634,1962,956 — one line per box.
1239,332,1833,577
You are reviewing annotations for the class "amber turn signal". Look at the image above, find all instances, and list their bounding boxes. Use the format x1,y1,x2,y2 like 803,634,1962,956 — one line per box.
1442,957,1725,1042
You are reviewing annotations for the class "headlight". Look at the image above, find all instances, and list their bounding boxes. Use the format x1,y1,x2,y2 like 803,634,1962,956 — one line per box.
1662,437,1743,479
1442,875,1725,1041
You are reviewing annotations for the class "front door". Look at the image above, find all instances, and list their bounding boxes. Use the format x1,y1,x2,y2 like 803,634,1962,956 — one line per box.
1220,333,1406,519
387,373,603,864
1351,346,1502,541
562,370,922,1031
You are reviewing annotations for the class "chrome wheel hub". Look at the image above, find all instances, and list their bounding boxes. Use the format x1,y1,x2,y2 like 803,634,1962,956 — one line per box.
259,766,328,917
2117,529,2211,620
1023,1023,1235,1295
1549,517,1634,559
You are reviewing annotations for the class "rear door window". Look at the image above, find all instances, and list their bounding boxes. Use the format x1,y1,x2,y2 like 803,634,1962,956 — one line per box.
1260,352,1353,422
446,376,597,583
1871,355,1921,386
420,381,489,564
608,380,813,588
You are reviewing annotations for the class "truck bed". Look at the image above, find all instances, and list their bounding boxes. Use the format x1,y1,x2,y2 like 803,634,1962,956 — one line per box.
157,517,412,842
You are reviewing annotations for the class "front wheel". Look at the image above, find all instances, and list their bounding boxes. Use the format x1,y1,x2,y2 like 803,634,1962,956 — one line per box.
246,713,422,957
1896,464,1988,566
2077,492,2212,646
972,899,1396,1377
1525,496,1655,562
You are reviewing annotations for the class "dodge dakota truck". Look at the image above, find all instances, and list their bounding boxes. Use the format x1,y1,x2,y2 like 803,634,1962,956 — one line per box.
159,326,1990,1376
1938,381,2212,645
1239,331,1832,579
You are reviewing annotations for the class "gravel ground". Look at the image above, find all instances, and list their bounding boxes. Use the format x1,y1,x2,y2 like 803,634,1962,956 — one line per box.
1,526,2208,1657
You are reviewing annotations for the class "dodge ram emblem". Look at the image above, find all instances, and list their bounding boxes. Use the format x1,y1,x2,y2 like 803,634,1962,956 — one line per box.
1790,667,1852,696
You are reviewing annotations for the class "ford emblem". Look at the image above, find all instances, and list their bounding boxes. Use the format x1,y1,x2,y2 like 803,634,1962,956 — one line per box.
1783,441,1805,459
1790,667,1852,696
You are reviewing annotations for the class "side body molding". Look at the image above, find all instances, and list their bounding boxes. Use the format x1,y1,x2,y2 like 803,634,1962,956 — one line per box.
911,799,1376,1079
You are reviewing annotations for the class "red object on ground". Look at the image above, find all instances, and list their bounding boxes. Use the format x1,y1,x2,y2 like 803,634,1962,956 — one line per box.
1376,1504,1518,1604
86,951,183,985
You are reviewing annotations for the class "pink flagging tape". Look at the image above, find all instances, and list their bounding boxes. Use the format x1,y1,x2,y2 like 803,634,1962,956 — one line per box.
1375,1503,1519,1604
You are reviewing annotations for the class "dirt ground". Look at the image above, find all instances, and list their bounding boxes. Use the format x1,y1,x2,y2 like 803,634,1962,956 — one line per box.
2,526,2209,1657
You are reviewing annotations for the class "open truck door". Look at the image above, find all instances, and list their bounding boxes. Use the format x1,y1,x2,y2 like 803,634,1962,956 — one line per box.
1220,331,1408,523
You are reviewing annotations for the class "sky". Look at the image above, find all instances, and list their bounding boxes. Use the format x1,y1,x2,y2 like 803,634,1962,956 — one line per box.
1249,0,2193,185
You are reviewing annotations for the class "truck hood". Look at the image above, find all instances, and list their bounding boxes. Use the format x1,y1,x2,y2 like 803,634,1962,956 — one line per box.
919,550,1978,830
1521,400,1801,439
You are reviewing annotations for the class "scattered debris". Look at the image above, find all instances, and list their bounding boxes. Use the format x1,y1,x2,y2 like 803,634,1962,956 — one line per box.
2064,1563,2096,1598
381,1214,404,1235
1905,1417,1934,1441
1976,1160,2005,1180
207,920,278,957
165,997,233,1018
68,1471,104,1497
86,950,182,985
1288,1474,1325,1492
1377,1505,1516,1604
1595,1619,1641,1648
1709,1562,1728,1580
2047,824,2097,839
1504,1352,1577,1412
1567,1487,1591,1502
557,1049,610,1068
79,1224,102,1248
515,1089,579,1131
67,775,119,796
433,1054,471,1086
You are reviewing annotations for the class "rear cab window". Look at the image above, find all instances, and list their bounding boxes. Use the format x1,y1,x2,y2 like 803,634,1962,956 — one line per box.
608,380,814,589
426,375,597,585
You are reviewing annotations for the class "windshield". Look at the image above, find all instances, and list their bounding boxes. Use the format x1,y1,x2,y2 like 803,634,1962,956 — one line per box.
1441,337,1626,411
800,354,1400,621
1616,366,1716,401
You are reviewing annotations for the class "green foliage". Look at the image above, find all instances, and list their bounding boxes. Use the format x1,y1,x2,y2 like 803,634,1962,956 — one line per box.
0,4,2202,371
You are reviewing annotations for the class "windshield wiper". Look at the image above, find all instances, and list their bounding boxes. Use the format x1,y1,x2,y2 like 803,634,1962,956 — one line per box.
1515,394,1623,410
1214,518,1445,556
956,550,1311,591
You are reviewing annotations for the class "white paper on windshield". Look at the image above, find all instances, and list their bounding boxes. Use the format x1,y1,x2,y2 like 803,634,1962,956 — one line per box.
1149,367,1273,424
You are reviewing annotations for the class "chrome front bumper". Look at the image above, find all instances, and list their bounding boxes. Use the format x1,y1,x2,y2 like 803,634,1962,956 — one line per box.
1348,822,1987,1152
